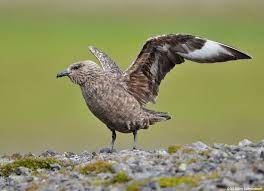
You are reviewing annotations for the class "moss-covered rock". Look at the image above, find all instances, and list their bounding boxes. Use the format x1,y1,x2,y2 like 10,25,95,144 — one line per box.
0,157,62,177
168,145,182,154
80,160,114,175
126,179,151,191
126,184,141,191
110,171,131,184
168,145,195,154
199,150,210,158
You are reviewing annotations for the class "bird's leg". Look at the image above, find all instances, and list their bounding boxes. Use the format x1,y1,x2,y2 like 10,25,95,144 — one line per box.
111,130,116,152
132,130,138,150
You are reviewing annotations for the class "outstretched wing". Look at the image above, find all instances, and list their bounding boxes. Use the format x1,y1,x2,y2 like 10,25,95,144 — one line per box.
123,34,251,105
89,46,122,75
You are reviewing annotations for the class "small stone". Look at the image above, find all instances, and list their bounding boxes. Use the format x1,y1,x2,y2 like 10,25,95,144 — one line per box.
222,177,238,187
50,163,61,171
40,150,58,157
64,151,75,158
212,143,224,149
97,173,112,180
25,176,34,182
230,166,237,174
178,163,187,171
238,139,252,147
15,167,31,176
148,181,157,190
191,141,209,151
99,148,116,153
257,140,264,147
71,172,80,179
260,151,264,159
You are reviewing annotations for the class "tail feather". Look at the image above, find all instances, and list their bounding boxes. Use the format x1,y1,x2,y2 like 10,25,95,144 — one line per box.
143,108,171,125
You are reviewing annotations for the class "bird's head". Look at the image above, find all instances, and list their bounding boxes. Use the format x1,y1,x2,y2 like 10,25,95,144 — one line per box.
56,60,101,85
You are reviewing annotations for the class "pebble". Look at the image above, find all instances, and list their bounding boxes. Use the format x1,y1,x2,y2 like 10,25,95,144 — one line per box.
238,139,252,147
15,167,31,176
178,163,187,171
40,150,58,157
50,163,61,171
191,141,209,151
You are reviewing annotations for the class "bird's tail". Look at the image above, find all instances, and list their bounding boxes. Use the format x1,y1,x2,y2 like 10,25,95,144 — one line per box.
143,108,171,125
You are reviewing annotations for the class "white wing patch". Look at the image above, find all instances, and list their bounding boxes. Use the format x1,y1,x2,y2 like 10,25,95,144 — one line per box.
177,40,232,60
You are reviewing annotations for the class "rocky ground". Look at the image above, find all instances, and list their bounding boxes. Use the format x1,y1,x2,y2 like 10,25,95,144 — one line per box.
0,139,264,191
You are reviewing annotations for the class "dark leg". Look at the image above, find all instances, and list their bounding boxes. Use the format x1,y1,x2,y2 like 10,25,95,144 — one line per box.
99,129,116,153
132,130,137,150
111,130,116,152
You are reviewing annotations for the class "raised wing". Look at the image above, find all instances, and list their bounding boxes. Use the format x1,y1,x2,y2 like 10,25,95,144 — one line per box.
123,34,251,105
89,46,122,75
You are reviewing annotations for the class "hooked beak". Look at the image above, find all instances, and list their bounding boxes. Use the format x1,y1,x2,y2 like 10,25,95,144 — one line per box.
56,69,70,78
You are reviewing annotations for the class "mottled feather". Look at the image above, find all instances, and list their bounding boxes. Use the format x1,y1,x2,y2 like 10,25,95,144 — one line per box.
89,46,122,75
123,34,251,105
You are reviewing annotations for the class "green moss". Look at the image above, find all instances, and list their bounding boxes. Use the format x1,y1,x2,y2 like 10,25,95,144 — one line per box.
80,161,114,175
126,179,151,191
126,184,141,191
0,157,62,177
110,171,131,184
126,171,220,191
168,145,182,154
199,150,210,157
182,147,195,154
168,145,195,154
187,158,198,164
207,171,219,179
92,178,108,186
158,176,201,188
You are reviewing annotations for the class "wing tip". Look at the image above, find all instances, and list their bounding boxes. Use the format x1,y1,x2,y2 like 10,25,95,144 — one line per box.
232,50,252,61
220,44,252,61
237,52,252,60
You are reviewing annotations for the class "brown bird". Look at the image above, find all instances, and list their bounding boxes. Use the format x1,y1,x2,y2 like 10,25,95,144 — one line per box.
57,34,251,152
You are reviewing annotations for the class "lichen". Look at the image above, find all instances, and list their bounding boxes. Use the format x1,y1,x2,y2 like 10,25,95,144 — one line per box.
80,161,114,175
158,175,201,188
110,171,131,184
0,157,62,177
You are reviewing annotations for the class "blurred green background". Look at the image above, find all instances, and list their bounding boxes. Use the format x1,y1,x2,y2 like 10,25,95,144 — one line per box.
0,0,263,154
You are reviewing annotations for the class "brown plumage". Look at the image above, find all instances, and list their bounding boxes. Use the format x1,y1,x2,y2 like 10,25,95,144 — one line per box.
57,34,251,152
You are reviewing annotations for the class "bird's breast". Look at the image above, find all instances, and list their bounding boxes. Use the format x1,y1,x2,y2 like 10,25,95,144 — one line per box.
80,81,142,131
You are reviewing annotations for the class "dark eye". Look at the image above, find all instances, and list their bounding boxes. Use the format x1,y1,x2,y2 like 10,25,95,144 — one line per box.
72,64,82,70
